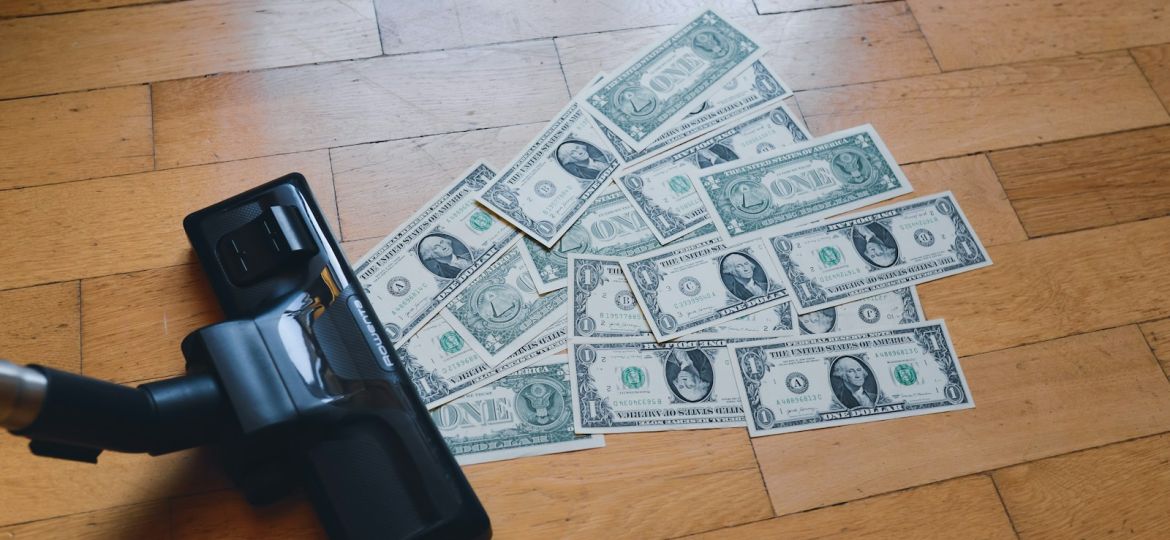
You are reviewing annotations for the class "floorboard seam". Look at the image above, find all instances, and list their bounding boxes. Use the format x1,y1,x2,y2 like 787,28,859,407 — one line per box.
987,473,1024,539
551,39,574,99
0,0,185,21
326,149,345,241
147,82,157,171
900,0,943,73
1128,48,1170,118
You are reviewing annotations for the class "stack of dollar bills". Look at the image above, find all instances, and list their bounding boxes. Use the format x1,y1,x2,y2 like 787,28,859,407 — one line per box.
356,9,992,465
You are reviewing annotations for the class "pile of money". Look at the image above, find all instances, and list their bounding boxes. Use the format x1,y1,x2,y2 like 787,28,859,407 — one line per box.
356,9,992,465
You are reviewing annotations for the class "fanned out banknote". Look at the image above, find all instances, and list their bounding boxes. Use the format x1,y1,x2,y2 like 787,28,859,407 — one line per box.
580,9,768,150
396,313,567,409
616,102,810,244
619,234,789,341
569,339,748,433
729,320,973,437
568,254,795,342
356,162,518,343
766,192,991,314
595,60,793,165
442,243,569,364
518,184,715,294
796,286,923,335
476,97,624,248
694,124,913,240
434,354,604,465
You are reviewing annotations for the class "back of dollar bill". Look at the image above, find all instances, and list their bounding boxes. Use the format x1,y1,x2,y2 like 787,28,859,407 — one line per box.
729,320,974,437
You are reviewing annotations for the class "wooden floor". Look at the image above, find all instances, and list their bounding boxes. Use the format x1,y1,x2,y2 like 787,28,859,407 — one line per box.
1,0,1170,538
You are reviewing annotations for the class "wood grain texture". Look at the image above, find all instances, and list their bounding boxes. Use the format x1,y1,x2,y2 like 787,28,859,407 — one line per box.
0,151,335,292
0,0,380,99
374,0,756,55
751,325,1170,516
555,2,938,93
81,265,219,384
691,475,1015,540
0,282,80,373
153,41,566,168
172,491,325,540
0,0,164,17
919,216,1170,357
994,433,1170,539
798,52,1170,164
331,122,543,241
1139,318,1170,379
755,0,886,15
0,86,152,191
909,0,1170,70
1132,43,1170,114
341,237,381,263
990,126,1170,237
0,436,226,527
0,501,169,540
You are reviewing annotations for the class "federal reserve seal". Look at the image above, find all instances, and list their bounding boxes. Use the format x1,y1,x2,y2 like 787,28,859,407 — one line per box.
534,180,557,198
786,372,809,394
913,228,935,247
679,276,702,296
857,303,881,324
613,290,637,311
386,276,411,296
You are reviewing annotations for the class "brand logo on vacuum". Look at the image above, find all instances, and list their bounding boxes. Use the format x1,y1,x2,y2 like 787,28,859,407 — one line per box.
351,297,394,371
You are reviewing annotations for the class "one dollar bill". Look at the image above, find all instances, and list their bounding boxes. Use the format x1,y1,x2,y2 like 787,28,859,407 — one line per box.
397,313,567,409
580,9,767,150
768,192,991,314
434,354,603,465
620,235,789,341
617,102,810,243
729,320,974,437
476,99,623,248
356,162,518,343
442,244,568,364
695,124,913,240
570,339,747,433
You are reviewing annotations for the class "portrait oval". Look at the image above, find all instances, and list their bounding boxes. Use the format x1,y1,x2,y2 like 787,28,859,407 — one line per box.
719,251,769,301
417,233,473,279
829,355,879,410
556,139,611,180
851,222,899,269
664,348,715,403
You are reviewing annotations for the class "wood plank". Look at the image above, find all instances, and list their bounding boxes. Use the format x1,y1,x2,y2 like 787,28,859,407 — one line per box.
919,216,1170,357
1139,318,1170,379
0,282,80,373
0,151,336,292
0,1,164,18
878,154,1027,247
0,435,227,526
798,51,1170,164
1132,43,1170,114
82,265,219,384
692,475,1015,539
374,0,756,55
993,433,1170,539
990,126,1170,237
555,2,938,93
172,491,325,540
341,237,381,263
908,0,1170,70
0,502,169,539
751,325,1170,516
330,122,543,242
153,41,566,169
0,0,380,99
755,0,886,14
0,86,152,191
167,430,772,539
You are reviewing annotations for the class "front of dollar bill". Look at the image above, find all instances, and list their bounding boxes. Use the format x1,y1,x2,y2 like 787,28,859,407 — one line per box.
769,192,991,314
356,162,518,343
729,320,974,437
580,9,767,150
619,235,789,341
442,244,568,364
476,99,623,248
434,354,604,465
518,184,715,293
569,339,747,433
397,313,568,409
695,124,913,240
796,286,923,335
596,60,793,165
617,102,809,244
